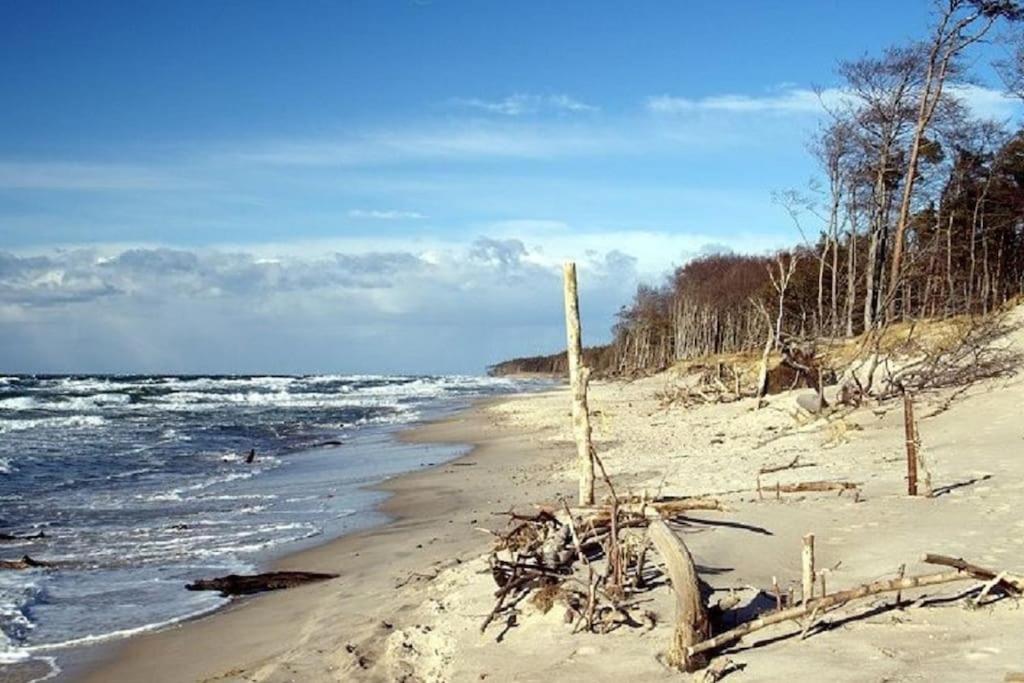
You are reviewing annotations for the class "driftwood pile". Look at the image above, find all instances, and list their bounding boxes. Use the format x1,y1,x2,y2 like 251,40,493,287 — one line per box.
657,341,838,411
483,495,1024,673
482,494,722,642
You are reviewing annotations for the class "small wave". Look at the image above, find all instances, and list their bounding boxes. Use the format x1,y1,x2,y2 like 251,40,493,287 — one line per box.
22,600,229,653
0,415,108,434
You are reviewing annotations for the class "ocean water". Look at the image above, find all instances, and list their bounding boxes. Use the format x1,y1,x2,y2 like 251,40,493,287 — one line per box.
0,373,543,679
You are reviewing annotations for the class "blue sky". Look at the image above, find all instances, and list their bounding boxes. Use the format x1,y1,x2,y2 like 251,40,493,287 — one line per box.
1,1,1020,374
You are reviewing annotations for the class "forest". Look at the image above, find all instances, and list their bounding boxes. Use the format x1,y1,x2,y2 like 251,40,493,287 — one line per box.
492,1,1024,378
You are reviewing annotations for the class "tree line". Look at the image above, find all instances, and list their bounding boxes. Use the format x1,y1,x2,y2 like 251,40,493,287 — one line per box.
493,2,1024,378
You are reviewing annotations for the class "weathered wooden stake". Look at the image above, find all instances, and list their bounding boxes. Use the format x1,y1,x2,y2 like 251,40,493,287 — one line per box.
648,520,711,672
801,533,815,605
563,262,595,506
903,391,919,496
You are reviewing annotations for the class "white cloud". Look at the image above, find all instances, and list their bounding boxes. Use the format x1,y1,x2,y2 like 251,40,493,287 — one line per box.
647,83,1022,122
229,121,620,166
947,83,1022,121
0,162,189,191
646,87,837,115
347,209,426,220
451,93,598,116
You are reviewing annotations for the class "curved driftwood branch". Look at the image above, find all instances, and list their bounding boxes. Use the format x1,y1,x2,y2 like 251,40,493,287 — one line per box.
648,520,711,671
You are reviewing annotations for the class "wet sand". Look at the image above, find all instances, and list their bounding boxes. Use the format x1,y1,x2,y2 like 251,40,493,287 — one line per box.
76,395,570,682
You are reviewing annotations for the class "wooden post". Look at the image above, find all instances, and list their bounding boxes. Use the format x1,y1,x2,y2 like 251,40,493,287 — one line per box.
563,262,595,506
801,533,815,605
648,520,711,671
903,391,918,496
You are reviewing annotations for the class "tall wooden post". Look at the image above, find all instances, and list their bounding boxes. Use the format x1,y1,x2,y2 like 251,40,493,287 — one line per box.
563,262,595,506
903,392,918,496
801,533,815,605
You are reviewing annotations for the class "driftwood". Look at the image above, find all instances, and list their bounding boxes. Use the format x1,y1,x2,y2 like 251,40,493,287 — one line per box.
648,520,711,671
689,569,970,658
689,554,1024,659
758,479,860,500
758,456,814,475
186,571,338,596
922,554,1024,592
563,261,595,506
801,534,815,605
903,392,919,496
0,555,55,570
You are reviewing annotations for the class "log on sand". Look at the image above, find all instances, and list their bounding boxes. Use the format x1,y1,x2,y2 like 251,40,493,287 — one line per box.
689,555,1024,659
186,571,338,596
688,570,968,658
0,555,56,570
648,520,711,671
922,554,1024,592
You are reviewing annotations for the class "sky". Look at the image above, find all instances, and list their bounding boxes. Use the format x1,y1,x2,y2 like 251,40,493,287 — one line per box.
1,1,1021,374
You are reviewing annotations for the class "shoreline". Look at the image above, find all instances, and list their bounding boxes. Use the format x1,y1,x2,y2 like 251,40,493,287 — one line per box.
73,392,568,682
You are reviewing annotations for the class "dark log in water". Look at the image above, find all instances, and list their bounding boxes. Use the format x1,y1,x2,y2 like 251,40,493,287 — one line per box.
186,571,338,596
0,554,56,569
0,531,46,542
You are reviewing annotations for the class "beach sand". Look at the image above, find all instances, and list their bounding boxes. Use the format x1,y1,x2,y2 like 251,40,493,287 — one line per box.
80,312,1024,682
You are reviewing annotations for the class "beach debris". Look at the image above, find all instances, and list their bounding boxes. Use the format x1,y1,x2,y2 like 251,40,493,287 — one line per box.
801,533,815,605
756,478,861,501
563,261,596,506
480,485,726,645
684,549,1024,664
695,657,744,683
648,520,711,671
902,391,934,497
757,455,814,475
186,570,338,596
0,554,56,570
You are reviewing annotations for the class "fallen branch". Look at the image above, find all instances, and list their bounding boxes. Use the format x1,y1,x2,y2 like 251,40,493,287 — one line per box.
688,569,984,658
758,456,815,475
771,481,859,495
921,554,1024,592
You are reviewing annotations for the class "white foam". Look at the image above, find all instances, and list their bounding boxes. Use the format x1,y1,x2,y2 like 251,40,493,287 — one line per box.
0,414,108,433
22,600,228,653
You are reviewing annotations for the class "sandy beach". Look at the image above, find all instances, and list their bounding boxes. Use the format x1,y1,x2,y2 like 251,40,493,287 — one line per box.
70,309,1024,682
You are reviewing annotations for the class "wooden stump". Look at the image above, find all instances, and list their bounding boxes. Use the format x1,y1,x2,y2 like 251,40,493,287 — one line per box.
648,520,710,671
903,392,919,496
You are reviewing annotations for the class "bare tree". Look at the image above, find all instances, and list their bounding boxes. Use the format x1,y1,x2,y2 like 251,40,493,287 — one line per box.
888,0,1023,319
839,47,924,330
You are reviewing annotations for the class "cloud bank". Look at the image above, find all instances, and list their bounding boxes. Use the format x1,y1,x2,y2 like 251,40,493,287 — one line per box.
0,240,640,374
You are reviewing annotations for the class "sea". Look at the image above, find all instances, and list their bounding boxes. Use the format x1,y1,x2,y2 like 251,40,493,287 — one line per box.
0,373,544,680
